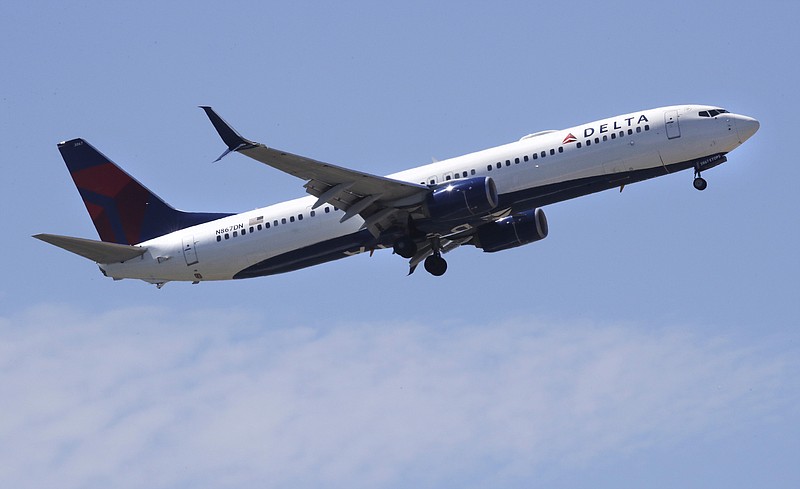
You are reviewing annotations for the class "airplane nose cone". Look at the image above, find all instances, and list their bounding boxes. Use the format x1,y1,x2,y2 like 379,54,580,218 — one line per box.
735,115,760,143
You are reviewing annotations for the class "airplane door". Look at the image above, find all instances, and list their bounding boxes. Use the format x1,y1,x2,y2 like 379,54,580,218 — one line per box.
665,110,681,139
182,236,199,266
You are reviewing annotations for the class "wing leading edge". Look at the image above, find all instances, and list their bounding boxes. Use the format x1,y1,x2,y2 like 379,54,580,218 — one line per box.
200,106,430,237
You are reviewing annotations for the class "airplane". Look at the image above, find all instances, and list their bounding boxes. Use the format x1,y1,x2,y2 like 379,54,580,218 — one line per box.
34,104,759,287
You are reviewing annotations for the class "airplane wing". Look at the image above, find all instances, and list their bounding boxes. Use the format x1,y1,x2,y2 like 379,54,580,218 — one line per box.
201,107,431,236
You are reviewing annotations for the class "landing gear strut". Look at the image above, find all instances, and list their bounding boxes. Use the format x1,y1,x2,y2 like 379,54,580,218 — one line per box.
693,165,708,191
423,236,447,276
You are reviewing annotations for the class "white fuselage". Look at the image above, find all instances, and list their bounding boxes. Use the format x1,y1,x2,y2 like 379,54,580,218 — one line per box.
101,105,757,283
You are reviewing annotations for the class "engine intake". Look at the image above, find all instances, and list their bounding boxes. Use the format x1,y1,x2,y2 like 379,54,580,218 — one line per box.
474,208,548,253
425,177,498,222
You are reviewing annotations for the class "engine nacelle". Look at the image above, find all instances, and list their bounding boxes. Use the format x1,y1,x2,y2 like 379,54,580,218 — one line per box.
474,208,548,253
425,177,498,222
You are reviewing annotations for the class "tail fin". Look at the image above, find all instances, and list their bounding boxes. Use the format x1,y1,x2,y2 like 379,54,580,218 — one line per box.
58,139,232,245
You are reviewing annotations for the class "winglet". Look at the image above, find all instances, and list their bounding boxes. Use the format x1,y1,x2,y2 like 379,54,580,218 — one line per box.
199,106,257,161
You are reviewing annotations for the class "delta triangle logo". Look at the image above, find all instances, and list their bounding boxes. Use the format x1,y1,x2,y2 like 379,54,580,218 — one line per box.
562,133,577,144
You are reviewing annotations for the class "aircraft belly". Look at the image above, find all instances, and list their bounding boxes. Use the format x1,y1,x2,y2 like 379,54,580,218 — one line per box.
233,229,376,279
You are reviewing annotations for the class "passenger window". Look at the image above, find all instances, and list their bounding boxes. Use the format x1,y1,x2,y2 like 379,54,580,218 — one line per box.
523,155,529,162
233,231,238,237
290,216,295,223
619,131,625,137
628,129,633,135
496,162,502,169
549,149,555,156
594,137,599,144
470,169,476,175
645,124,650,131
558,147,563,153
325,207,330,213
216,235,221,242
586,140,591,146
602,135,607,141
310,211,315,217
532,153,538,160
298,214,303,220
241,229,246,235
281,218,287,224
636,126,642,133
225,233,229,239
506,160,511,166
611,133,616,139
540,151,546,158
487,165,493,171
577,142,582,148
462,171,468,177
273,220,278,226
249,227,254,233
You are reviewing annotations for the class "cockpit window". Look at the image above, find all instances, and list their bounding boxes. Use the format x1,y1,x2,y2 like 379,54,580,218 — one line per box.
699,109,730,117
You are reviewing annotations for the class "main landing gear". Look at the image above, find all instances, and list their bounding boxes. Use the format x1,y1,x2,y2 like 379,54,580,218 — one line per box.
396,234,448,276
693,165,708,191
392,236,417,259
423,236,447,276
424,253,447,276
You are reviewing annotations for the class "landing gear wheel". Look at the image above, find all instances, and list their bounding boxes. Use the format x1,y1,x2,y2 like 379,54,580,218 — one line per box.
693,164,708,191
393,237,418,259
693,177,708,191
424,254,447,276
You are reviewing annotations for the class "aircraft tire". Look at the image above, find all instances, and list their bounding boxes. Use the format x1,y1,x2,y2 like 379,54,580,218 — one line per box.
693,177,708,191
424,255,447,276
393,237,418,259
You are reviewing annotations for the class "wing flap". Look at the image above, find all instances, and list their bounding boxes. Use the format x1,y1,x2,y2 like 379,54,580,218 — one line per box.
34,234,147,263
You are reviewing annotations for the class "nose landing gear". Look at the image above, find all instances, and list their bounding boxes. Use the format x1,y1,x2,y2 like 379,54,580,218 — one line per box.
693,165,708,191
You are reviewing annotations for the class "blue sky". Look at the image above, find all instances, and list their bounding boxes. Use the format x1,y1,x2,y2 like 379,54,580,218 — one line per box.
2,1,798,488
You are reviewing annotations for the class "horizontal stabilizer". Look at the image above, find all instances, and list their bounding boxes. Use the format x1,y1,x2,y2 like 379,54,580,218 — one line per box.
34,234,147,263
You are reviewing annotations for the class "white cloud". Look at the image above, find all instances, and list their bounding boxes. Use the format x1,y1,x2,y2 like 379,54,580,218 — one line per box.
0,306,793,489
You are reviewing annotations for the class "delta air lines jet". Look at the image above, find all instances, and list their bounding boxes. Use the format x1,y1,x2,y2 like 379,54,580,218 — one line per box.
35,105,759,287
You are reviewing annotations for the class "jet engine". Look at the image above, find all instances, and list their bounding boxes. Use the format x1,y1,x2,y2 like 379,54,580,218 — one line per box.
424,177,498,222
474,208,548,252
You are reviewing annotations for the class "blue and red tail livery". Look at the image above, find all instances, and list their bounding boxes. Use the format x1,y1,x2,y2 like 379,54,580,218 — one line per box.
58,139,231,245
